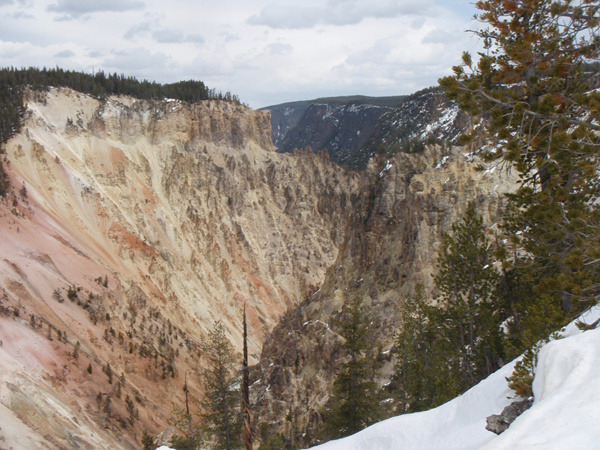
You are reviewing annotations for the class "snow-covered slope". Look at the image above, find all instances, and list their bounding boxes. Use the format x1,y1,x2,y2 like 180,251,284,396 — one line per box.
314,306,600,450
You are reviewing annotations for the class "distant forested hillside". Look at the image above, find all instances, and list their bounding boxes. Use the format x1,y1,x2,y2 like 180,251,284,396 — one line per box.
263,88,468,169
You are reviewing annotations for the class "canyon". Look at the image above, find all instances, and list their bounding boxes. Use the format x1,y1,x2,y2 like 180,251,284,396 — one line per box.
0,86,514,448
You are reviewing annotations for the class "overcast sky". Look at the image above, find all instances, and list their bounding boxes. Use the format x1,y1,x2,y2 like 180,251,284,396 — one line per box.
0,0,481,108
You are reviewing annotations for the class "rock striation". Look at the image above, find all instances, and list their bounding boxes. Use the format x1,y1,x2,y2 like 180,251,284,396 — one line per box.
0,87,360,447
254,143,517,445
0,86,515,448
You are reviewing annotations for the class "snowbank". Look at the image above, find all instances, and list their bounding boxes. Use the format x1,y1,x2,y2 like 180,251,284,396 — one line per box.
314,306,600,450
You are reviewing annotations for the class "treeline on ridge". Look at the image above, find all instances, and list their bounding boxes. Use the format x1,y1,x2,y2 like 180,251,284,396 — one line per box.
0,66,241,147
0,66,241,196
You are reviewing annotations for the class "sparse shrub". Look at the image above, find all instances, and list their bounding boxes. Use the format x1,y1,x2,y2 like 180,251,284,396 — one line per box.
170,433,201,450
52,288,63,303
104,363,113,384
67,285,78,301
87,363,93,374
103,395,112,414
126,395,138,421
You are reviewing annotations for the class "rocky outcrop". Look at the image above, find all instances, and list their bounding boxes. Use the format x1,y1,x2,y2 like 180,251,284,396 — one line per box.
275,102,395,167
263,89,468,169
486,398,533,434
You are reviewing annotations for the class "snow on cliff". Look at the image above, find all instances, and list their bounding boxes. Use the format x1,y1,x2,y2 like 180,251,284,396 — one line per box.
314,306,600,450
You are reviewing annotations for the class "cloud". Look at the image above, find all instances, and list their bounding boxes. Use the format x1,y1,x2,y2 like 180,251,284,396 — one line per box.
123,20,153,40
423,29,457,44
0,0,31,8
47,0,145,19
125,22,204,45
54,49,75,58
103,47,169,72
152,29,204,44
152,28,185,43
185,33,205,44
248,0,434,29
10,10,34,19
267,42,293,56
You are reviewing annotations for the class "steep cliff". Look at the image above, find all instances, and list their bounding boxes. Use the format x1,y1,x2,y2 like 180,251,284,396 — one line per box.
0,87,361,448
0,86,515,449
254,144,516,446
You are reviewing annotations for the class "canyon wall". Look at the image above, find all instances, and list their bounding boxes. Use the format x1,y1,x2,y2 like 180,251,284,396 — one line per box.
0,87,515,448
254,144,516,445
0,87,360,447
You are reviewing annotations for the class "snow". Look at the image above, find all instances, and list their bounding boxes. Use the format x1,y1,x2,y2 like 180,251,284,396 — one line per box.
435,156,449,169
313,305,600,450
379,161,393,177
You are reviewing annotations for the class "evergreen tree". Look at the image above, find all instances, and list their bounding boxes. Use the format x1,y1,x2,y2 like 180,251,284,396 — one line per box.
439,0,600,345
141,429,155,450
434,202,503,388
242,307,252,450
394,284,451,412
0,161,9,197
201,321,241,449
321,296,381,439
394,205,503,413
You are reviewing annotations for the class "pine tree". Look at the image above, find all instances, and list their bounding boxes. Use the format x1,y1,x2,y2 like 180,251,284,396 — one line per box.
439,0,600,344
322,296,381,439
242,307,252,450
201,321,241,449
394,284,451,412
434,202,503,388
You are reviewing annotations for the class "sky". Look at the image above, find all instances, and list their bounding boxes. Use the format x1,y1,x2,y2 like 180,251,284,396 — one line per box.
0,0,482,108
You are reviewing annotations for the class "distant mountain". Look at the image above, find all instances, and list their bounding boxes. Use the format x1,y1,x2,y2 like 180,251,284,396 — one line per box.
262,88,469,169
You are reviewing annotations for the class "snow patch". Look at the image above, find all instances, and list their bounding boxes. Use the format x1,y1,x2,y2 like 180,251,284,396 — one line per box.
435,156,449,169
313,305,600,450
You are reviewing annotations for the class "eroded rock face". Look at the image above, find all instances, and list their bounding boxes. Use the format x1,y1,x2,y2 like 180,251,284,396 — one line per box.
0,86,517,448
254,145,517,446
0,87,361,447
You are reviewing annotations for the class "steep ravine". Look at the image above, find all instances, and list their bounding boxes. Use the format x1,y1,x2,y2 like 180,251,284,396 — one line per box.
0,87,361,448
0,87,515,449
254,145,516,446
